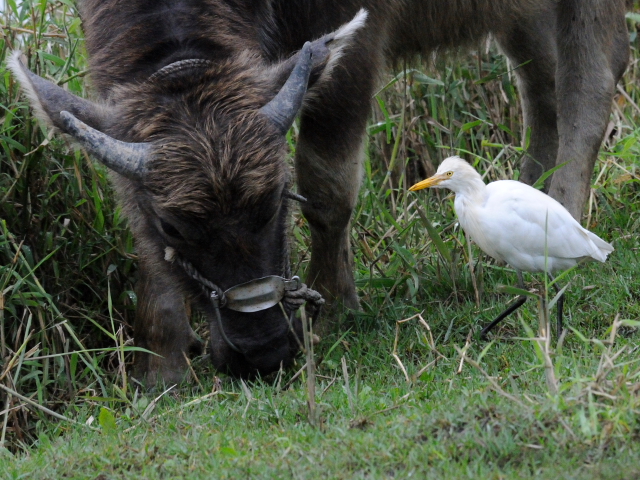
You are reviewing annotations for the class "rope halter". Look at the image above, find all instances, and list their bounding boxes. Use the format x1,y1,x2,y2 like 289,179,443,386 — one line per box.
164,247,325,353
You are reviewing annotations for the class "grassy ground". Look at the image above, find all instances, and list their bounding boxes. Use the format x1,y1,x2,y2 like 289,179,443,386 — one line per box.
1,2,640,478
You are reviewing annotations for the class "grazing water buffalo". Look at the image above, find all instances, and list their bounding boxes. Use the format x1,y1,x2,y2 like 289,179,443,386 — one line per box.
10,0,628,383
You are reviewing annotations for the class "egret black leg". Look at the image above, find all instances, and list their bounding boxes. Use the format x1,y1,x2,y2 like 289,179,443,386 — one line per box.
548,274,565,336
479,295,528,339
480,270,527,340
556,292,564,335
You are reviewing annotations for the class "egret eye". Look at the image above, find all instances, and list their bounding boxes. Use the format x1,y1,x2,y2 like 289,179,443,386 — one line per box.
160,218,184,240
446,171,454,177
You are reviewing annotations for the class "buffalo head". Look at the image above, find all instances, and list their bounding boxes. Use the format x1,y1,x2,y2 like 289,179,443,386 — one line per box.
8,11,366,381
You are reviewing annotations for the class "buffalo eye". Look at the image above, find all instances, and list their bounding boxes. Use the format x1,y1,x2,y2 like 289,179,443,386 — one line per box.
159,218,184,240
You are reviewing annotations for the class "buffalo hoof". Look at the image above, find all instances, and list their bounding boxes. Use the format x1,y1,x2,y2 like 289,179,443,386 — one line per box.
312,295,360,337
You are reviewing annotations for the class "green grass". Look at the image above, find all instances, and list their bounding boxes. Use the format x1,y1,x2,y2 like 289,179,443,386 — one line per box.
3,316,640,478
2,1,640,478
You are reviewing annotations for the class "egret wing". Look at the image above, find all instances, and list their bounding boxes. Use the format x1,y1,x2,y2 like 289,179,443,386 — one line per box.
480,181,609,270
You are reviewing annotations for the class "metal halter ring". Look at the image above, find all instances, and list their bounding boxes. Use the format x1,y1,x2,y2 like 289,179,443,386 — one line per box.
164,247,325,354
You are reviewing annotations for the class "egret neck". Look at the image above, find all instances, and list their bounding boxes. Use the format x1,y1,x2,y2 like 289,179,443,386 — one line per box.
450,172,506,265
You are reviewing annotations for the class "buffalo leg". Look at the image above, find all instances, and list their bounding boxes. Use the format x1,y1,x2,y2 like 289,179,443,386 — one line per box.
295,133,364,324
549,0,629,219
495,10,560,188
295,36,383,331
132,254,202,386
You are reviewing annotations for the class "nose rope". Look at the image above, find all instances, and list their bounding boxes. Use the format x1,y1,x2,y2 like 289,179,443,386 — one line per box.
209,291,242,353
165,247,240,352
166,249,226,303
164,247,325,355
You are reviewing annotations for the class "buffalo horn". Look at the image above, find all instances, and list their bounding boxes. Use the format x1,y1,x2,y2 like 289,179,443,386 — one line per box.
60,111,151,180
260,42,313,134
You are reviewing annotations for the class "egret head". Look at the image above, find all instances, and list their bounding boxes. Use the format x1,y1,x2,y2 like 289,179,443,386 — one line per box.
409,156,481,194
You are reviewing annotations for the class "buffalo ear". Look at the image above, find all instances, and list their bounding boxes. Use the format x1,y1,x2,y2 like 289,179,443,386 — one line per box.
7,51,114,133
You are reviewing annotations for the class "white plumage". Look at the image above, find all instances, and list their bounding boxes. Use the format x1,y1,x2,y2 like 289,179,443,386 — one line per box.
409,156,614,336
409,156,613,273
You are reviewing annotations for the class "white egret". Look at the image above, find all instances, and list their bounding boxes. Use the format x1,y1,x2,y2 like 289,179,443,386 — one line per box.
409,156,614,337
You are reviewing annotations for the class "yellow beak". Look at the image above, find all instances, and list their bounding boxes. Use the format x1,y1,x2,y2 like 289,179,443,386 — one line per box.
409,173,447,191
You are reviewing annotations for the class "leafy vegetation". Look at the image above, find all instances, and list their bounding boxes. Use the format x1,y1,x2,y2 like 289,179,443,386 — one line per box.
1,1,639,478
